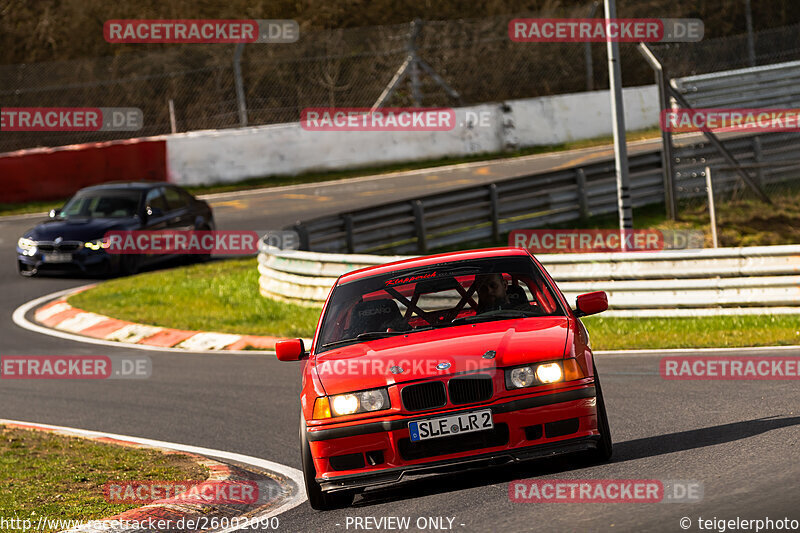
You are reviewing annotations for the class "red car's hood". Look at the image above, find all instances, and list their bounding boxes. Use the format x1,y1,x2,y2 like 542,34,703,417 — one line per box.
313,317,570,395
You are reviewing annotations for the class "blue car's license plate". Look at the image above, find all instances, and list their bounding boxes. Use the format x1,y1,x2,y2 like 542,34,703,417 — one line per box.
43,252,72,263
409,409,493,442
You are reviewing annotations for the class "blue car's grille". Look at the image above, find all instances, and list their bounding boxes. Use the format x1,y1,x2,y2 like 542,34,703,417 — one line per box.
35,241,82,252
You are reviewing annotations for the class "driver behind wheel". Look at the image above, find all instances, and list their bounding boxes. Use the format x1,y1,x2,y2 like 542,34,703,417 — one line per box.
476,273,509,313
476,273,529,314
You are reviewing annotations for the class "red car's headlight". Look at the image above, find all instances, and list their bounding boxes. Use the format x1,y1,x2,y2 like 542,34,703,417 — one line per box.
313,388,391,419
505,359,585,390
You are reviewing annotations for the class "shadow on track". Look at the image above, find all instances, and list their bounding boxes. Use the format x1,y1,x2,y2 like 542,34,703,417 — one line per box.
611,415,800,462
353,415,800,508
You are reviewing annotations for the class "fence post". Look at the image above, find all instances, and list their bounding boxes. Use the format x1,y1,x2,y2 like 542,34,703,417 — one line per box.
637,43,677,220
412,200,428,254
233,43,248,127
489,184,500,243
168,99,177,133
584,1,599,91
343,214,355,254
752,136,764,185
745,0,756,67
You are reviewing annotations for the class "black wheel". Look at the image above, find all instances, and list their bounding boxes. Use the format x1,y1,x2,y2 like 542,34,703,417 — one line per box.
18,261,37,277
301,426,355,510
192,225,212,264
117,254,141,276
586,362,613,463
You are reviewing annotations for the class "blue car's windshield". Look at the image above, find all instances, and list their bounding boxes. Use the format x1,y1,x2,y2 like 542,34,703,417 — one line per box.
59,191,142,219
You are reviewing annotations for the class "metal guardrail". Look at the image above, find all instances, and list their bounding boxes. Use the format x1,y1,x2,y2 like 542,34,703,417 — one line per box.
673,131,800,198
288,59,800,256
290,130,800,255
257,241,800,316
671,60,800,109
292,150,665,255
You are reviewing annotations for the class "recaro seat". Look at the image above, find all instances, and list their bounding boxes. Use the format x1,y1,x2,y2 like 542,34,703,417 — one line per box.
345,299,404,338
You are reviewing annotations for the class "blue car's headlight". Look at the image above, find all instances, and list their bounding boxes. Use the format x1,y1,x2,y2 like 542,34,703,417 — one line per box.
18,238,37,256
84,238,110,251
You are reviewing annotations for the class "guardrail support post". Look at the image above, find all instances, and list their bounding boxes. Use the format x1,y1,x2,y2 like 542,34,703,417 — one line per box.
292,224,310,251
412,200,428,254
667,85,772,205
489,184,500,243
344,214,355,254
705,166,719,248
575,168,590,221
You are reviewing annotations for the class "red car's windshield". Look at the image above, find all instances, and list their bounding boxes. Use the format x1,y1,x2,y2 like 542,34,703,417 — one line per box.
316,256,564,352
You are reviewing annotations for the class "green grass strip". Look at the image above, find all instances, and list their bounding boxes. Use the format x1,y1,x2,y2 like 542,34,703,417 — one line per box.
68,258,320,338
0,426,207,531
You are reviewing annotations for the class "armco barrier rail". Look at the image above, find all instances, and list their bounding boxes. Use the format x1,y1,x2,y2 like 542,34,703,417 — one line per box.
257,241,800,317
672,60,800,109
290,131,800,255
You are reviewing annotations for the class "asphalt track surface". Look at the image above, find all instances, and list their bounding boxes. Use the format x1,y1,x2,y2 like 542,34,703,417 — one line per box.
1,142,799,533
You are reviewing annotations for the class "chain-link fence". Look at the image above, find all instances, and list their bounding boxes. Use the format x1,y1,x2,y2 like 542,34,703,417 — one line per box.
3,12,800,154
649,21,800,76
0,14,742,153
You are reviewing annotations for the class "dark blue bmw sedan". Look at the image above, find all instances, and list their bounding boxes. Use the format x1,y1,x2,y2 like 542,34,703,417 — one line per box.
16,182,214,277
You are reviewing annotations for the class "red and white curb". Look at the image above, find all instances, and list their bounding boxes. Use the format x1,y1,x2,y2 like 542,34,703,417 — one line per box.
13,285,312,354
0,419,305,532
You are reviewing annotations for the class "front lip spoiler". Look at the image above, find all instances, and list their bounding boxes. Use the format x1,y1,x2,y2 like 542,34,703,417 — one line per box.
318,435,599,493
307,386,595,442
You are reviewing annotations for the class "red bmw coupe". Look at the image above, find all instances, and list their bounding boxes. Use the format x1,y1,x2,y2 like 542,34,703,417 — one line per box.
276,247,612,510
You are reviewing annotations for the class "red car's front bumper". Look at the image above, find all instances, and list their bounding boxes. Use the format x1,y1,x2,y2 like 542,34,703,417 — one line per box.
306,384,599,493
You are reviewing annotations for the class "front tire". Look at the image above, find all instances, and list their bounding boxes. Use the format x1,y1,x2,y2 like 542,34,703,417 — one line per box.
586,362,613,463
191,224,212,264
117,254,141,276
301,426,355,510
18,261,37,277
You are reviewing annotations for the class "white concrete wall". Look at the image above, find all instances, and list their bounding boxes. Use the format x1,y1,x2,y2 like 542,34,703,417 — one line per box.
512,85,658,145
167,85,658,186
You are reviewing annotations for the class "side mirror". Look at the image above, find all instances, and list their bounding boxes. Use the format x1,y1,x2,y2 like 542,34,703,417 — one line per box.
145,206,164,219
49,208,60,218
276,339,307,361
574,291,608,317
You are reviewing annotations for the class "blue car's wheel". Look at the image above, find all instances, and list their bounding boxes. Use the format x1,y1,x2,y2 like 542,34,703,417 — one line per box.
17,261,37,277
